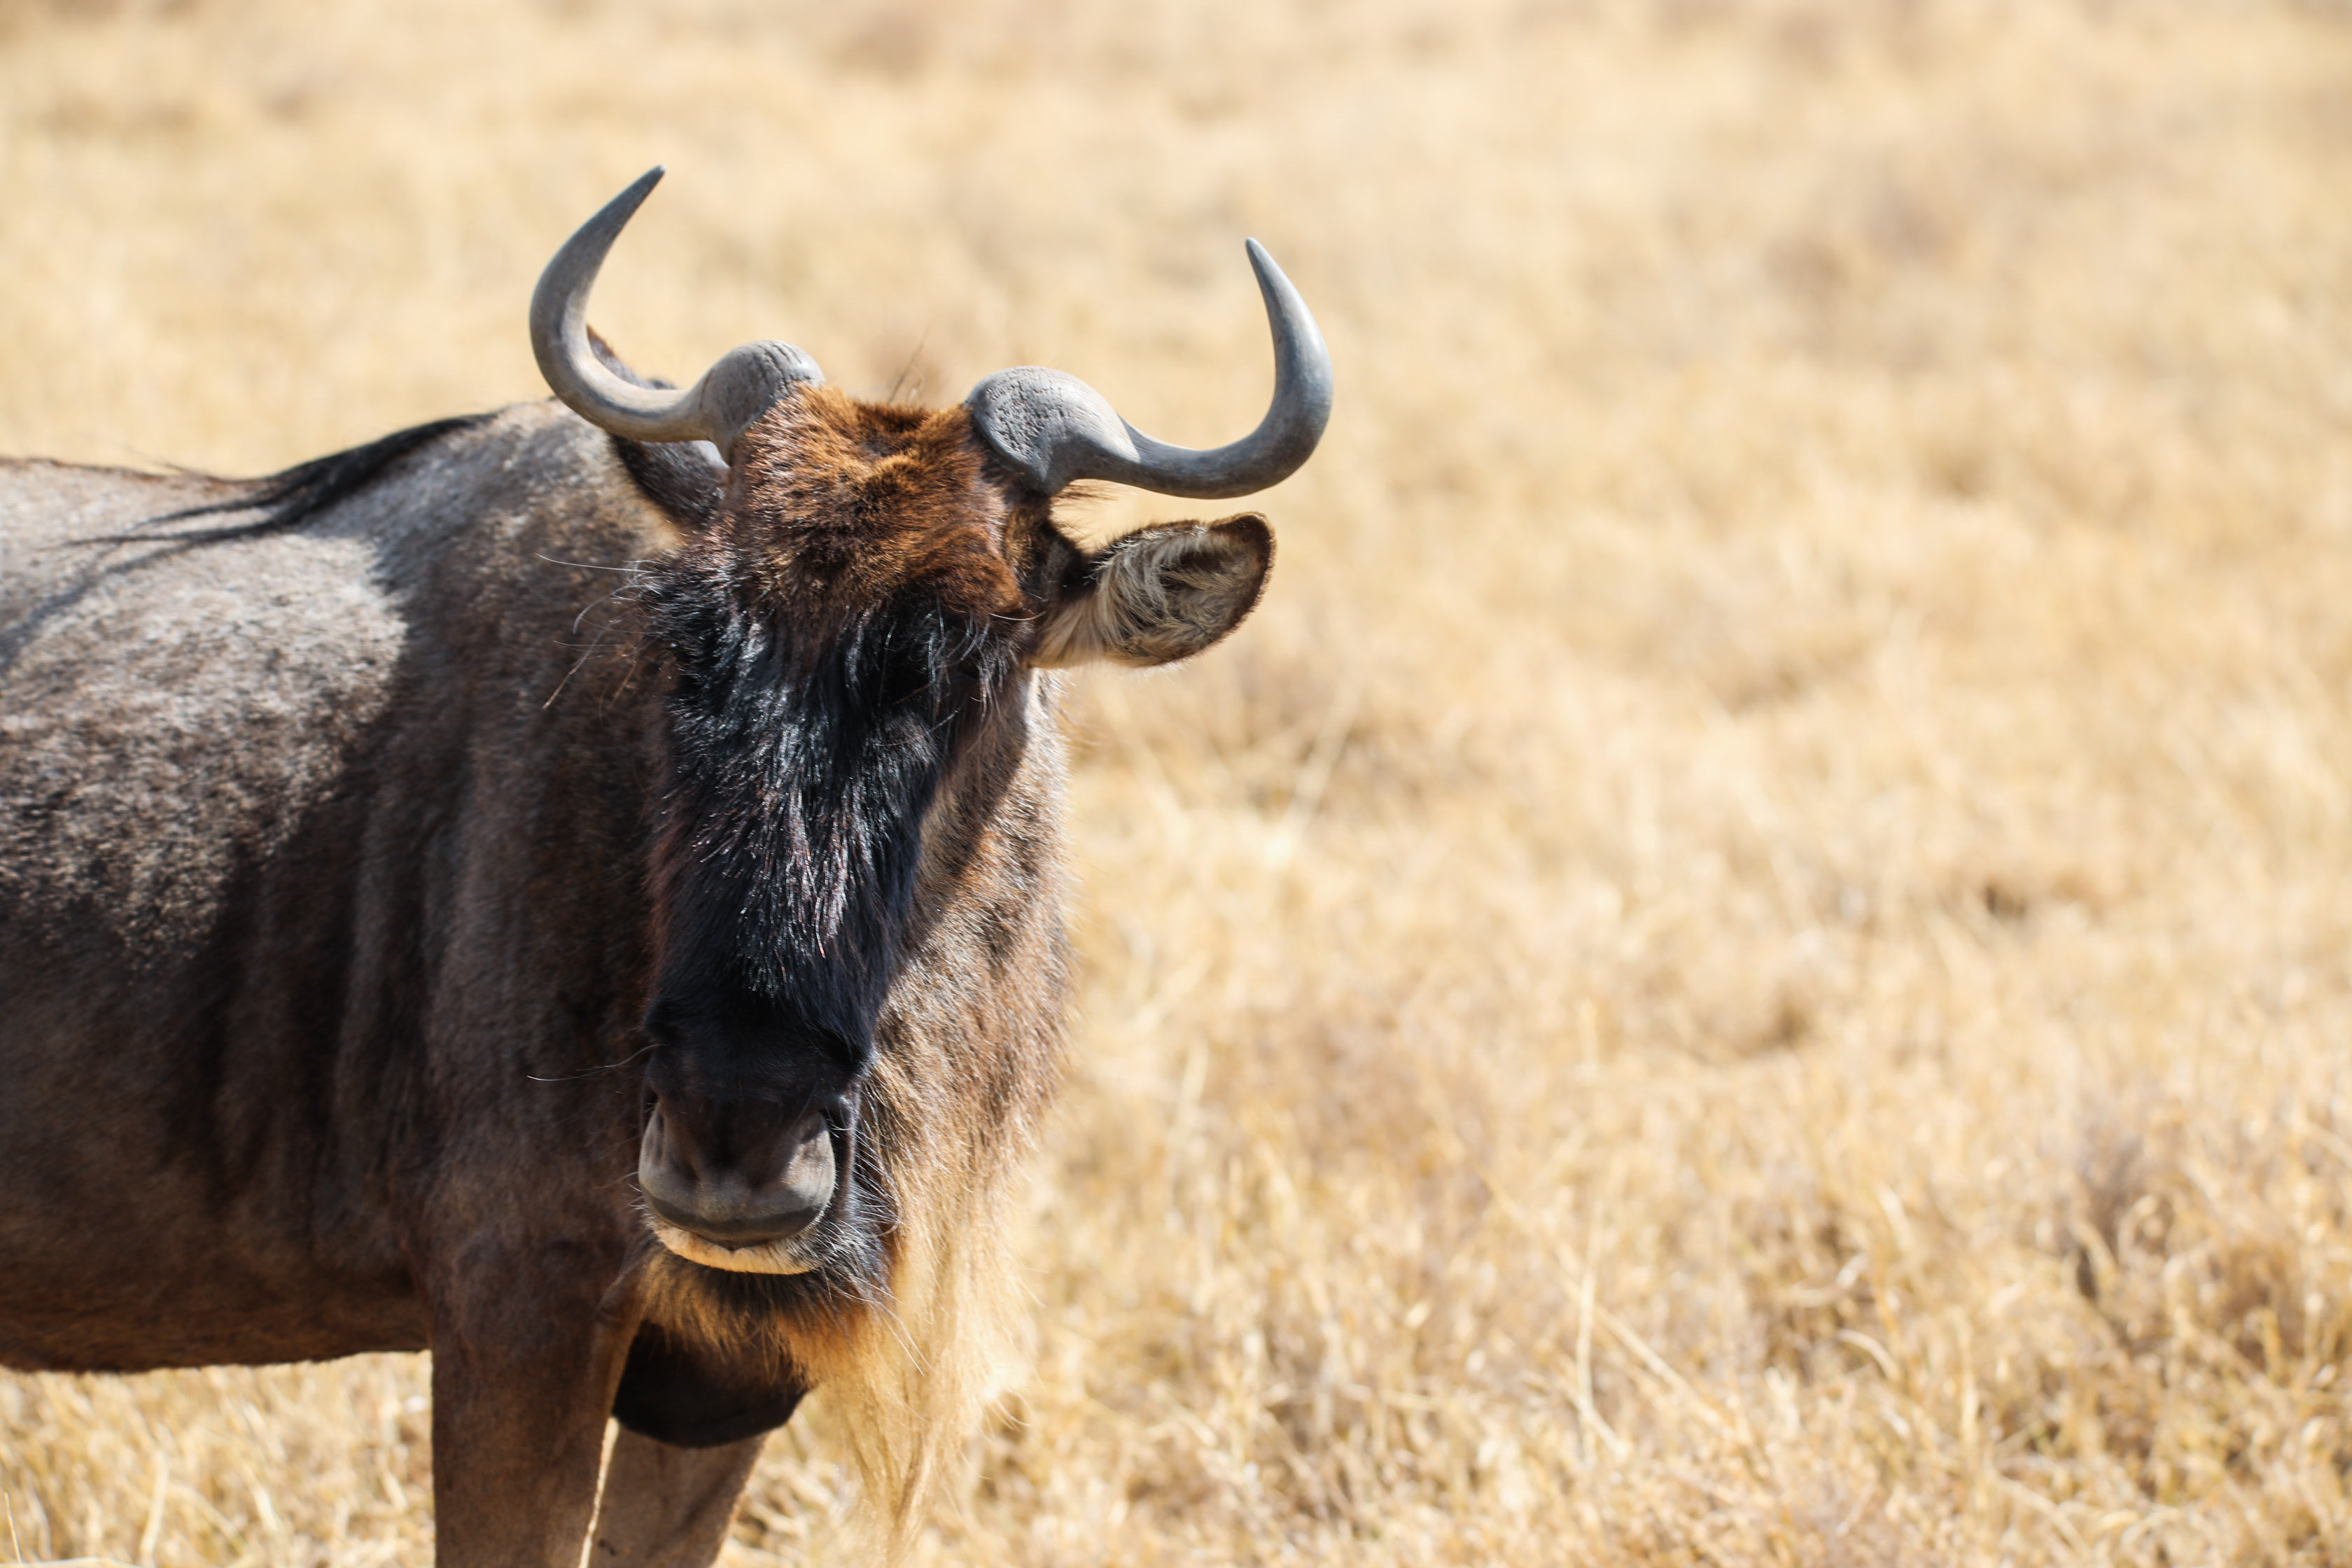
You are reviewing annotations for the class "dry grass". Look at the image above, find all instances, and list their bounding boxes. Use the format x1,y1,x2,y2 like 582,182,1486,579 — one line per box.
6,0,2352,1562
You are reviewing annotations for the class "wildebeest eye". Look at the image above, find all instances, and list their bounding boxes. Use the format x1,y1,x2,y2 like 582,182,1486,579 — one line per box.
900,656,990,718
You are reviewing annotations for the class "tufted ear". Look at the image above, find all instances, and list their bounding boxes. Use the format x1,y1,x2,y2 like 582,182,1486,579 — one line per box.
1032,515,1273,668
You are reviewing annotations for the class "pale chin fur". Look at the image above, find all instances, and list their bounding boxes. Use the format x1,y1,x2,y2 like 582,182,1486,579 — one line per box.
651,1217,822,1275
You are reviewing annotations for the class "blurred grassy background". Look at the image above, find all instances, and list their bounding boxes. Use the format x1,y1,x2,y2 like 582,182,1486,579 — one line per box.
6,0,2352,1562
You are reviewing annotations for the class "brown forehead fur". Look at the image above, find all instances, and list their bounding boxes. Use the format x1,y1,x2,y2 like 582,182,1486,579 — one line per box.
721,384,1027,626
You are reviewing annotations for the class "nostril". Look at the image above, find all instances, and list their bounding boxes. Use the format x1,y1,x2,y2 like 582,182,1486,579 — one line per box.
776,1108,836,1215
640,1099,678,1175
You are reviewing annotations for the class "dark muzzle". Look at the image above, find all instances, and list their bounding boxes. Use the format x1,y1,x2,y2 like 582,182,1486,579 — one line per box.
637,1091,849,1249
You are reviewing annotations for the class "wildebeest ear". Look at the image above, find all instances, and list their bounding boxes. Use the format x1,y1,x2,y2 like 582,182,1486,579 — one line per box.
1032,515,1273,668
589,330,729,531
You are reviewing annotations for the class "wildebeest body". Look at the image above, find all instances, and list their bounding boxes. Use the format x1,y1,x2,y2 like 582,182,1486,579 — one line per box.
0,411,748,1368
0,407,1051,1531
0,169,1327,1567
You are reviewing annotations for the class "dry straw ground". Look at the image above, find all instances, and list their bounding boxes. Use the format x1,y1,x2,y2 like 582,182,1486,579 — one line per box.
4,0,2352,1562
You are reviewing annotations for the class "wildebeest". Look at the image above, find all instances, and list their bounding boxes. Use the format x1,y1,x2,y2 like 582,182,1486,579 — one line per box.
0,168,1330,1565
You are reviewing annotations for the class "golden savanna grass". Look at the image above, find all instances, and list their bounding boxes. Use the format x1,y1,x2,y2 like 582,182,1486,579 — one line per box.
6,0,2352,1561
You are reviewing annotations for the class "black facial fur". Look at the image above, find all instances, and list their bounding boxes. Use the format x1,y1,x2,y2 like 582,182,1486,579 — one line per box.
639,551,1024,1087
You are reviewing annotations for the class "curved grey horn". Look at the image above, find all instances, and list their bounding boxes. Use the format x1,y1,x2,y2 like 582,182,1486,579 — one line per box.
965,239,1333,498
531,167,822,462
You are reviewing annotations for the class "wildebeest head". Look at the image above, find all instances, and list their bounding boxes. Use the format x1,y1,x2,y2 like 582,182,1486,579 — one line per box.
529,169,1331,1275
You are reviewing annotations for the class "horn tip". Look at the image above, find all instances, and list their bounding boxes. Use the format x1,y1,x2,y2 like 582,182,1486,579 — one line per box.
583,167,666,236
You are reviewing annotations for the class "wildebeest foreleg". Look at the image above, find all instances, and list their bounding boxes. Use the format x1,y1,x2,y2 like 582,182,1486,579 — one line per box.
587,1429,764,1567
426,1280,638,1568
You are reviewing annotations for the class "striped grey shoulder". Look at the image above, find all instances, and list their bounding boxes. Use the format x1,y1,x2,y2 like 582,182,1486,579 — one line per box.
0,402,661,953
